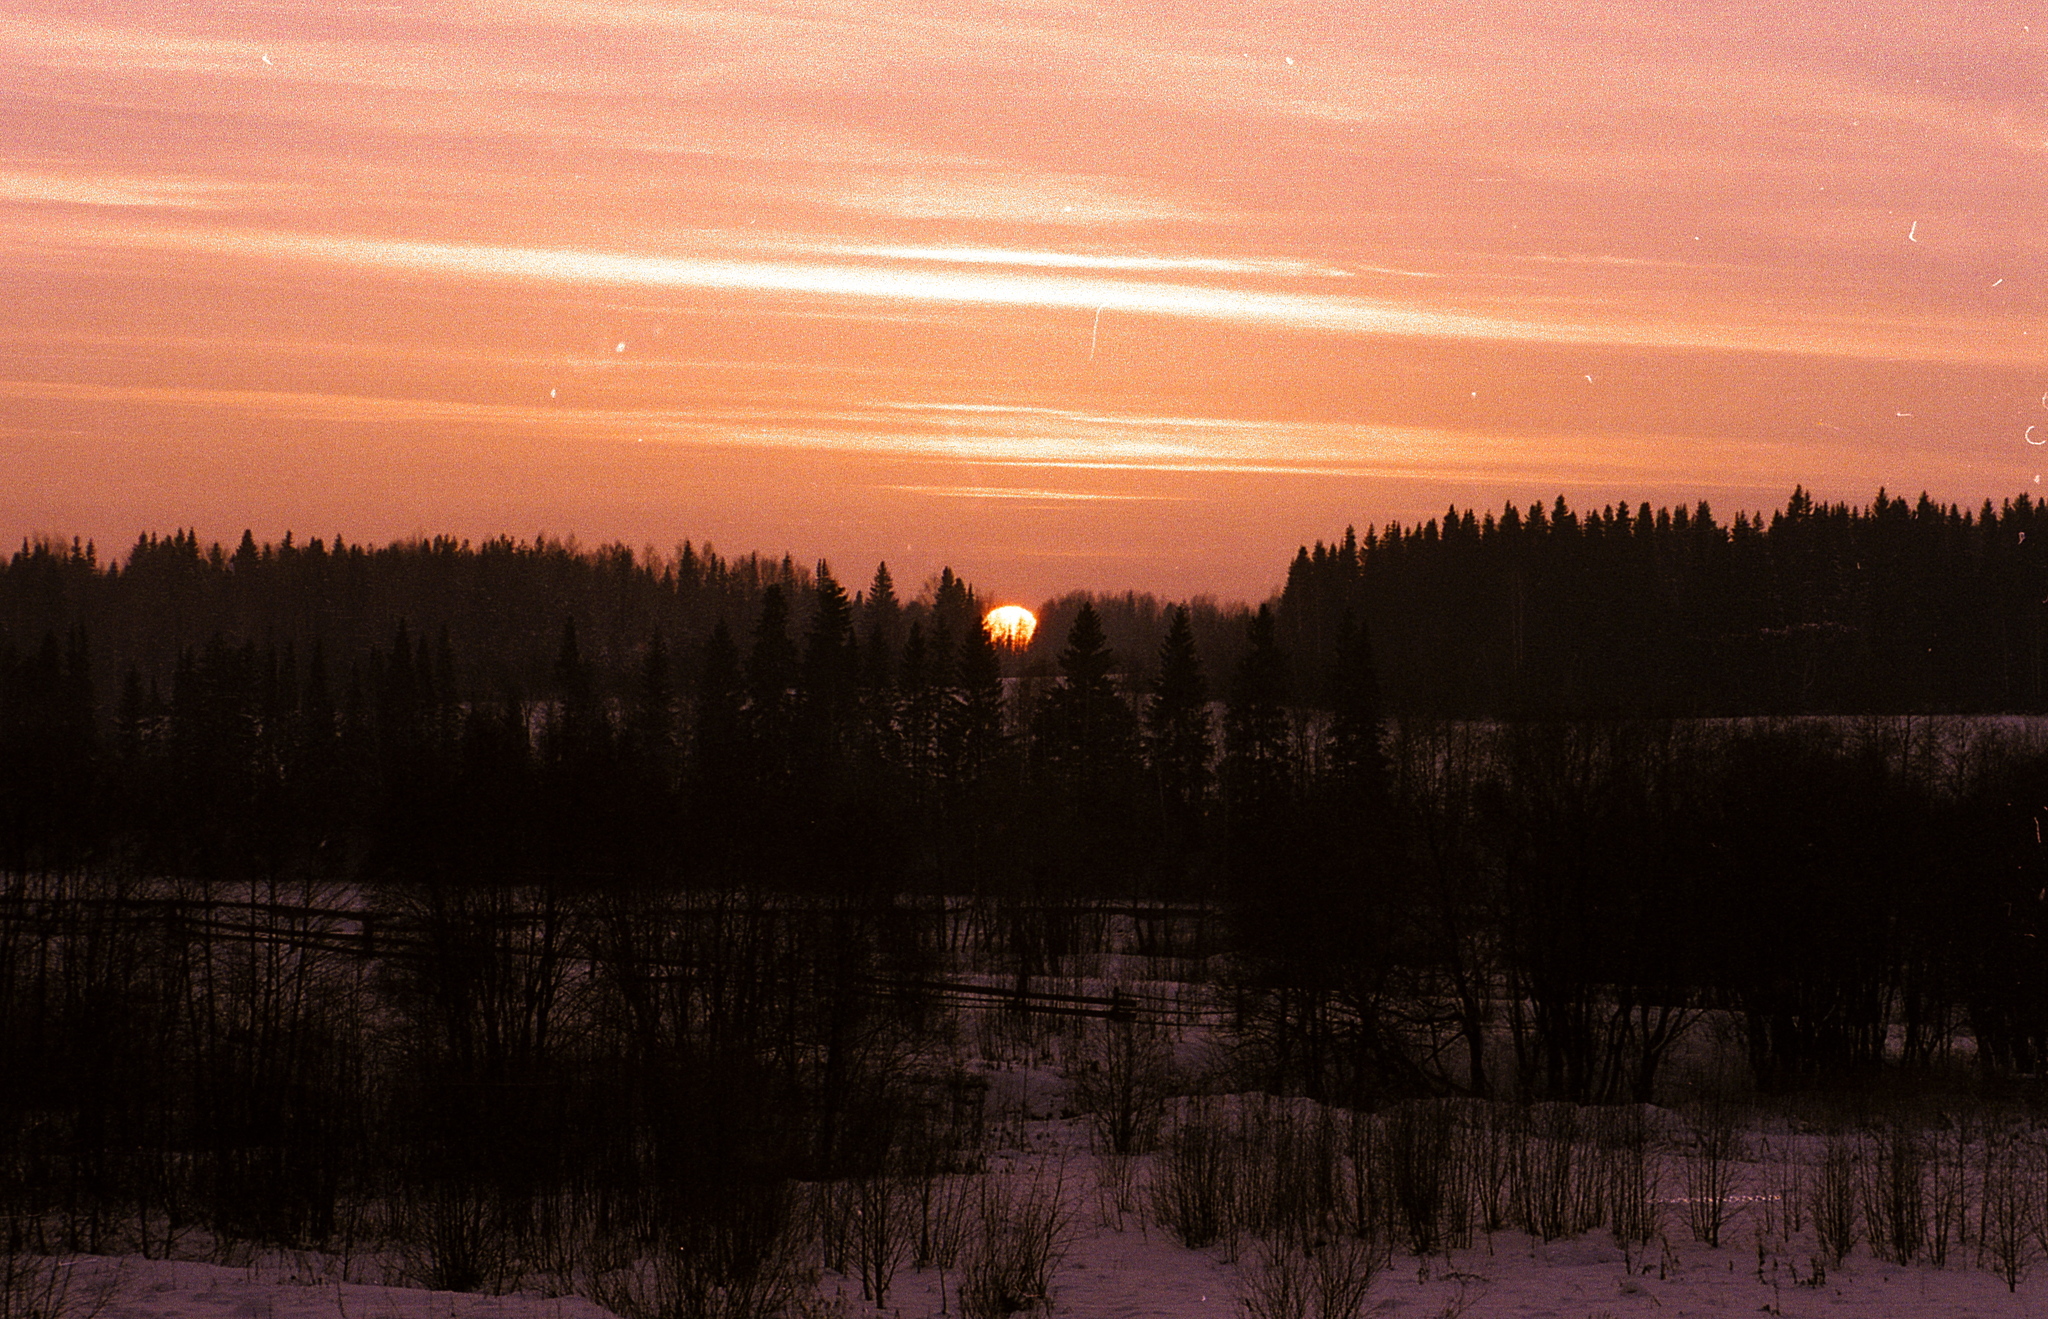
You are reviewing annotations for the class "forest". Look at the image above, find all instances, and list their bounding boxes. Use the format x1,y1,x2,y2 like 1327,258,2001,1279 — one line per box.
8,488,2048,1314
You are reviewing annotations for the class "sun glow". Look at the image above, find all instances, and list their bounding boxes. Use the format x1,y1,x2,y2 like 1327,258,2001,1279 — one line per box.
984,605,1037,647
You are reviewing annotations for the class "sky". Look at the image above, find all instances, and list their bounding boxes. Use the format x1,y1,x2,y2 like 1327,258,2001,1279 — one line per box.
2,0,2043,604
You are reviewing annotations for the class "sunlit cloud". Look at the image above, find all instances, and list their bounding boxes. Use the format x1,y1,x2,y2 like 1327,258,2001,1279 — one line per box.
0,173,231,209
76,224,2021,365
829,172,1202,226
793,243,1364,278
882,485,1176,502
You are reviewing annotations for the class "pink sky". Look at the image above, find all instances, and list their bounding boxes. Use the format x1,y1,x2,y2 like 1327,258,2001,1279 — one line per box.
3,0,2043,603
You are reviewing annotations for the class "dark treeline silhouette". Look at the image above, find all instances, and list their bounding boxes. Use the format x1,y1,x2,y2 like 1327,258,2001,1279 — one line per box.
10,496,2048,1291
1278,487,2048,715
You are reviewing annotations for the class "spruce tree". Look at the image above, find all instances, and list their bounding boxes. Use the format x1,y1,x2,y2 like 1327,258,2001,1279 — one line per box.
1145,604,1211,821
1222,604,1291,812
693,620,745,777
801,561,860,736
1034,600,1136,787
1326,610,1391,816
952,614,1008,785
860,562,902,691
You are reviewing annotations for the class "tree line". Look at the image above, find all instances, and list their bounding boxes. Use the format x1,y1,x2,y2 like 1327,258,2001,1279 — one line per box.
1277,486,2048,715
6,494,2048,1110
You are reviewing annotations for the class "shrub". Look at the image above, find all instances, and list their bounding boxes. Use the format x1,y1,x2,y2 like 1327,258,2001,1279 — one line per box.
1237,1233,1388,1319
958,1164,1073,1319
1152,1108,1238,1251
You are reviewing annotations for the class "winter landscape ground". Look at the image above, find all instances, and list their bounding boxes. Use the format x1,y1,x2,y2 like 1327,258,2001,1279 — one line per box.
16,968,2048,1319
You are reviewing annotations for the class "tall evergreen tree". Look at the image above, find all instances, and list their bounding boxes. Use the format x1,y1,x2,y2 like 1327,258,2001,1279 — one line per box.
930,567,978,644
860,562,902,691
626,631,678,785
693,620,745,779
1034,600,1136,788
801,562,860,739
1326,610,1391,815
1222,604,1291,812
1145,604,1211,821
747,585,798,706
951,615,1008,786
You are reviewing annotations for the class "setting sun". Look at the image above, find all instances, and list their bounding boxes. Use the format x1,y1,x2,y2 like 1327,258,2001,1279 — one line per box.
984,605,1037,647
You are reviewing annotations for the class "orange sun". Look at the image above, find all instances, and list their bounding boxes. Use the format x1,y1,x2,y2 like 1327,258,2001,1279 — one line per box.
984,605,1037,647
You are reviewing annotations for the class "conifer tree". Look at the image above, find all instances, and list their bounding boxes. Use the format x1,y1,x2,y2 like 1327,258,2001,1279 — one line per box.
1145,604,1211,820
693,620,746,780
951,614,1008,785
799,562,860,749
547,616,607,769
747,585,798,704
627,631,677,784
746,585,798,769
1222,604,1291,811
860,562,902,691
930,567,979,644
1326,610,1391,815
1034,600,1137,788
895,619,940,787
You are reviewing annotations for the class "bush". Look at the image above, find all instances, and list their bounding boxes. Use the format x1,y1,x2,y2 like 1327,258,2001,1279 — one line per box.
0,1252,117,1319
1860,1122,1926,1265
584,1184,814,1319
1682,1096,1747,1248
1237,1235,1388,1319
1376,1101,1470,1255
959,1165,1073,1319
1812,1135,1860,1268
1978,1126,2036,1293
1152,1108,1238,1251
1062,1013,1176,1156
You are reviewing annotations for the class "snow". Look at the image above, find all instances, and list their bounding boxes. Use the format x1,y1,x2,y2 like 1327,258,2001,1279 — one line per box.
57,1206,2039,1319
47,1108,2043,1319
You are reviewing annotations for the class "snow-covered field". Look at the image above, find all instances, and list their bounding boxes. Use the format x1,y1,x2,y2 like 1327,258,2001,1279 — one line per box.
14,898,2047,1319
50,1192,2040,1319
39,1096,2048,1319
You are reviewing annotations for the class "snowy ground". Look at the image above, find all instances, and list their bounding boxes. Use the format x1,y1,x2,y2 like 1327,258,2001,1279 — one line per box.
51,1100,2046,1319
59,1212,2040,1319
30,984,2046,1319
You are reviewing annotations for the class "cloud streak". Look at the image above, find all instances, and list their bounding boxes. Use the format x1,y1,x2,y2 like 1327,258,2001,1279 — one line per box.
56,222,2023,367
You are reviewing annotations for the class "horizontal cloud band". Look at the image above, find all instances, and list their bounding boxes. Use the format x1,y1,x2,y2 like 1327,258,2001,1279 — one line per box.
105,225,2019,366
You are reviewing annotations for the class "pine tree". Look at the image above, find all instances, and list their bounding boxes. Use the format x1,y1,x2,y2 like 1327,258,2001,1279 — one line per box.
951,614,1008,784
1145,605,1211,820
895,619,941,788
1034,601,1136,787
1326,611,1391,814
861,562,902,691
693,620,746,780
627,632,677,784
801,562,860,742
930,567,979,644
746,585,799,766
547,616,607,770
1222,605,1291,812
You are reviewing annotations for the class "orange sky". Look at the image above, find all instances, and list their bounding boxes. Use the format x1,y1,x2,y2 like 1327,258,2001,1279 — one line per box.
3,0,2043,603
